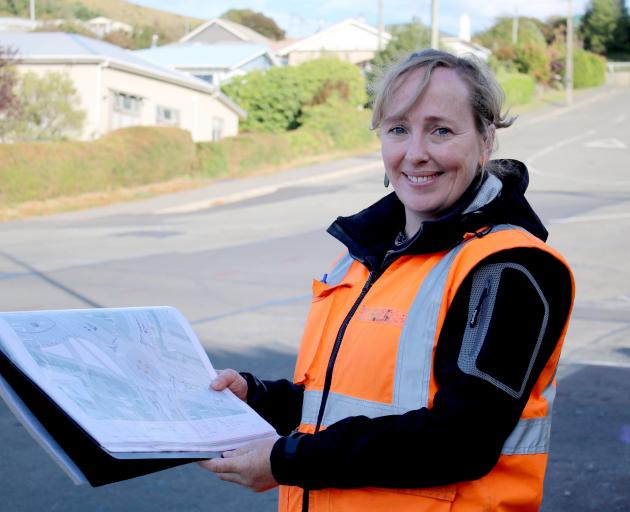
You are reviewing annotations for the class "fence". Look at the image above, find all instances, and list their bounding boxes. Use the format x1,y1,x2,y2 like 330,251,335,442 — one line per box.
607,62,630,86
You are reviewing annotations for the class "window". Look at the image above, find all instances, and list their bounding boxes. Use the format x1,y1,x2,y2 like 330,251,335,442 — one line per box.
212,117,224,141
111,91,143,129
196,74,214,85
156,106,180,127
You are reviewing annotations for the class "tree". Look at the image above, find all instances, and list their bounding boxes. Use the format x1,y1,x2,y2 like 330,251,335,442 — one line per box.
221,9,285,40
4,71,85,141
366,22,431,104
0,46,21,134
475,17,547,50
581,0,630,55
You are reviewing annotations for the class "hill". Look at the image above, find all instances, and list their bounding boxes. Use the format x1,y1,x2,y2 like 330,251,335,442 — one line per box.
0,0,205,46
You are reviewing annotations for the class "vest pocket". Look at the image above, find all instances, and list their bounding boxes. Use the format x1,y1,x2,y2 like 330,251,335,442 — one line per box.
293,279,354,385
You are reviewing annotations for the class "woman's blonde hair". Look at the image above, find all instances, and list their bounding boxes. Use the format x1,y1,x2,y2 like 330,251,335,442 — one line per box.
371,49,515,138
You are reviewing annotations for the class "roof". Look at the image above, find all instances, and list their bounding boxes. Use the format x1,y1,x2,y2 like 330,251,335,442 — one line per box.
136,42,276,70
180,18,272,46
0,32,246,118
0,17,38,31
276,18,391,56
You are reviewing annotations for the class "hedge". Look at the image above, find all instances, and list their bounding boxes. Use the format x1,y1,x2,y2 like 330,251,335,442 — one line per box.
573,50,607,88
197,103,375,178
498,72,536,106
1,106,377,209
0,126,198,206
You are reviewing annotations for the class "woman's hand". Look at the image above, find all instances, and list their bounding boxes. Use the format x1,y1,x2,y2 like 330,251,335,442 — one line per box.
211,369,248,401
198,435,280,492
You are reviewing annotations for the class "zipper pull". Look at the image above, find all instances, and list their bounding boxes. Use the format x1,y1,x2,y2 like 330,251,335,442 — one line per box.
469,284,489,327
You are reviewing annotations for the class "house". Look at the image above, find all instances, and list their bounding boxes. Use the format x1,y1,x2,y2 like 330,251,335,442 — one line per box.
275,18,392,68
180,17,272,46
136,42,278,86
85,16,134,38
441,37,491,61
440,14,491,61
0,32,245,142
0,17,38,32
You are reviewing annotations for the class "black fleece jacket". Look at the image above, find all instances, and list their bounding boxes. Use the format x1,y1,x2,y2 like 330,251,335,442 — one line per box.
243,160,573,490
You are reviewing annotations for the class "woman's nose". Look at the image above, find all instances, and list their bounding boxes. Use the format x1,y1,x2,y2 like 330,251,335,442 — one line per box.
404,134,429,164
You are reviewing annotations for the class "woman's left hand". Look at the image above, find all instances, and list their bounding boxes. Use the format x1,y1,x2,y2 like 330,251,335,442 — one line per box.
198,435,280,492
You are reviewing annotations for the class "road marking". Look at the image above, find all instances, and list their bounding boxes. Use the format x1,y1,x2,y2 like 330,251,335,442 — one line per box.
526,129,630,186
154,161,383,215
549,211,630,224
584,138,627,149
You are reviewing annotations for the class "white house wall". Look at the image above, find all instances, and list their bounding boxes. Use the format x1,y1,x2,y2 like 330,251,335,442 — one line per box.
14,62,239,142
15,62,101,140
102,68,239,142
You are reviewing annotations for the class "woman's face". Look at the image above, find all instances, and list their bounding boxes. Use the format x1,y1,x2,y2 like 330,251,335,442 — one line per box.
380,67,489,232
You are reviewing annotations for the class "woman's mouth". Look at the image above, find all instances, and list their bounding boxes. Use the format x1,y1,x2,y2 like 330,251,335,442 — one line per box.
403,172,442,184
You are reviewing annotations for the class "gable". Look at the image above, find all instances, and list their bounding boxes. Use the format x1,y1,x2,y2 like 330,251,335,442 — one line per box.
187,24,244,44
282,21,389,54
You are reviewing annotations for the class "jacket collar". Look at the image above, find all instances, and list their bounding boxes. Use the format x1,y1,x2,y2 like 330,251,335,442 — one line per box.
327,159,547,271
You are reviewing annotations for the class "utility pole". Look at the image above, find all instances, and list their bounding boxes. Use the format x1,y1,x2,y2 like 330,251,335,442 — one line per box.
377,0,384,51
512,6,519,45
29,0,35,21
566,0,574,105
431,0,439,49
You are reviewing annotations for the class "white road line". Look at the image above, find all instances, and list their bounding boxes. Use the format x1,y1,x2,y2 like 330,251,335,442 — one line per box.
549,211,630,224
559,359,630,369
154,161,383,214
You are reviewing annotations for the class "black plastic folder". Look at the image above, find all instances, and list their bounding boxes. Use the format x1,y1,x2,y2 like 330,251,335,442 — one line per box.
0,348,195,486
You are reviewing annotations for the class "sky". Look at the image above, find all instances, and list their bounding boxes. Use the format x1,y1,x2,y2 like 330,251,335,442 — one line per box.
127,0,628,39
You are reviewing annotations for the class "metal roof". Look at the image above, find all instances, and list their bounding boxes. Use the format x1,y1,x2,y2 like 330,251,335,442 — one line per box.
0,31,246,117
136,42,273,70
0,32,211,89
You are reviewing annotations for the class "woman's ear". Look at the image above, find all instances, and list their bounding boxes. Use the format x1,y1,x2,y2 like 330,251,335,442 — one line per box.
480,124,496,165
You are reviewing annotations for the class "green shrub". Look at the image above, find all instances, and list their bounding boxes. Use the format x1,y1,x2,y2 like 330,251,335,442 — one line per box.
222,58,367,133
515,43,552,84
0,126,198,206
572,50,607,88
197,105,375,176
498,72,536,106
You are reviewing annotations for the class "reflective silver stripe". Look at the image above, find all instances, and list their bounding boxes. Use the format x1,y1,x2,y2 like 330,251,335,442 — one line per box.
325,252,355,286
542,378,557,413
502,380,556,455
301,390,408,426
394,245,467,409
502,416,551,454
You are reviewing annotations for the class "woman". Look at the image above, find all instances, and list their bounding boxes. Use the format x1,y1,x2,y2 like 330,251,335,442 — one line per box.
199,49,575,511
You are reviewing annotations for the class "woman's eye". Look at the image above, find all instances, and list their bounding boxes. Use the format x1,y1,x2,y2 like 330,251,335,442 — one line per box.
434,127,451,136
389,126,406,135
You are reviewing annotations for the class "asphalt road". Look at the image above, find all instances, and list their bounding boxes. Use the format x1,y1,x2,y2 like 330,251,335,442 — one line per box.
0,85,629,511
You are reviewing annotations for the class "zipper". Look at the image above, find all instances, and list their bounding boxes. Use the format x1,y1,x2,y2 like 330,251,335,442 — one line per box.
302,269,376,512
314,269,376,432
469,281,490,328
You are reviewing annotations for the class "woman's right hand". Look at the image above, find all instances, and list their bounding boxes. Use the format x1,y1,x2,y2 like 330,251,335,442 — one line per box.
211,369,248,402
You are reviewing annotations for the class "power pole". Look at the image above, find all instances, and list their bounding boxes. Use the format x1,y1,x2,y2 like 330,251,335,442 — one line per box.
431,0,439,49
377,0,384,51
30,0,35,21
512,6,519,45
566,0,574,105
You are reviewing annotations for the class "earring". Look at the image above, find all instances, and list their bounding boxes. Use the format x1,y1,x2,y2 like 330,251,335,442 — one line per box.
384,173,390,188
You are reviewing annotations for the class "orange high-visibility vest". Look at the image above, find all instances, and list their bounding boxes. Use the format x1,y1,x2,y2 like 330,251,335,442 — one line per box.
279,225,574,512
